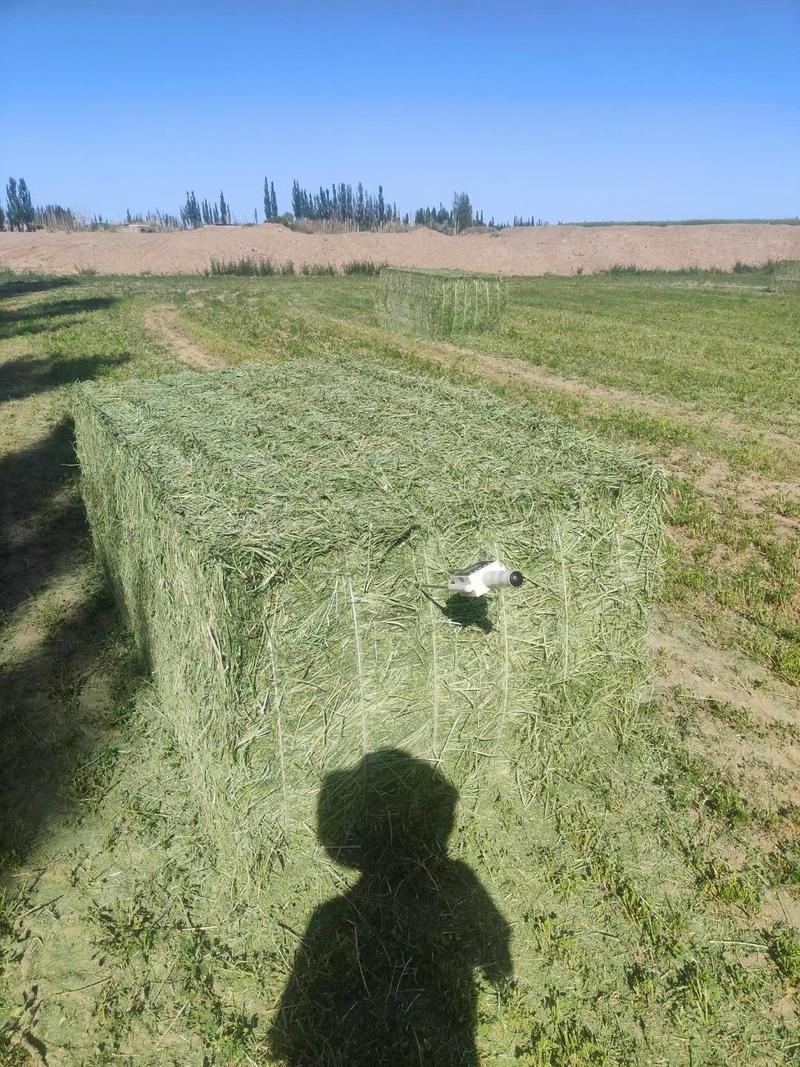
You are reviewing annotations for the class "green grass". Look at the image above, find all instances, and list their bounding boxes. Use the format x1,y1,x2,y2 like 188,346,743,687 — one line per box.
1,266,799,1064
494,275,800,435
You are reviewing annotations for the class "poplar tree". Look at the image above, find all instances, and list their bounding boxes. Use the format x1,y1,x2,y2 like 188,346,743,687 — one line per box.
452,191,472,233
6,178,19,230
359,186,369,224
291,180,304,218
3,177,34,229
180,191,202,228
18,179,34,229
263,178,278,220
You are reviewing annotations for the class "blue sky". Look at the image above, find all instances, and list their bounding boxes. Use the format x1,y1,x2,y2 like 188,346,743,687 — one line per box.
4,1,799,223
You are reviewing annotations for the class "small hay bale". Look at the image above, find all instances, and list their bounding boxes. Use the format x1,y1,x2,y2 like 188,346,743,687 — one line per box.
376,267,508,338
774,259,800,290
74,358,664,890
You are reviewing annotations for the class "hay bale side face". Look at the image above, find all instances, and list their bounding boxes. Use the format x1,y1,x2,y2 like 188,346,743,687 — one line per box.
75,359,664,878
376,268,508,338
774,258,800,291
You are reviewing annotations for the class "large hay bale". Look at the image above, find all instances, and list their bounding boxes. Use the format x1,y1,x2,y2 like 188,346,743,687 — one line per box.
376,267,508,337
74,357,663,888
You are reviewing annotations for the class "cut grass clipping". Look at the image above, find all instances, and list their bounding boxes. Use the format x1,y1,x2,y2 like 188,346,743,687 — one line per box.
376,267,508,338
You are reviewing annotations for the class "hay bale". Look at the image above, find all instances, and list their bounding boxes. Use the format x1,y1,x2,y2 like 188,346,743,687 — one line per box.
376,268,508,338
74,358,663,887
774,259,800,290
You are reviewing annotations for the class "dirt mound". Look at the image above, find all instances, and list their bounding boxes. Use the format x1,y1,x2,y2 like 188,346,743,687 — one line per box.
1,222,799,276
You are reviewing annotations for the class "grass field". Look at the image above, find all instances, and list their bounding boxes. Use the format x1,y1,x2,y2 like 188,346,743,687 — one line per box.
1,265,798,1064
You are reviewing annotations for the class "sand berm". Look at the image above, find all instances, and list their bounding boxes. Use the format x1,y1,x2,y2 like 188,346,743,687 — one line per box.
1,221,799,275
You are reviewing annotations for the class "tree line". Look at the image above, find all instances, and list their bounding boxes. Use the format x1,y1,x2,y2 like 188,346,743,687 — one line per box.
414,192,482,234
412,194,546,232
125,209,183,229
289,180,405,229
0,178,79,231
0,173,546,234
180,190,233,228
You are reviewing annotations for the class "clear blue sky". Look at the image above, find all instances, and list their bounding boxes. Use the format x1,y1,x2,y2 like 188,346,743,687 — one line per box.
4,0,799,223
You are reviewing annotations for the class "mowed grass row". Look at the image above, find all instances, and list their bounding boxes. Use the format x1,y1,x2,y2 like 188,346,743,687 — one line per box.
164,264,800,434
0,268,798,1064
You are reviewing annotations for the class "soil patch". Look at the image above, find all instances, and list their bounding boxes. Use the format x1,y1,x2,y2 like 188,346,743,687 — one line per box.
143,306,222,369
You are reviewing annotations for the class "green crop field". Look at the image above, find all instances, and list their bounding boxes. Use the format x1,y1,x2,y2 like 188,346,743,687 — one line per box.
1,264,799,1065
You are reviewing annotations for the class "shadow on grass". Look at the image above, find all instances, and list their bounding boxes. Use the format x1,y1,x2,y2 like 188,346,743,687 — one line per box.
0,413,140,874
0,296,118,341
0,409,143,875
0,588,134,876
271,749,512,1067
0,413,142,879
0,276,76,299
0,295,137,874
0,350,129,404
443,594,494,633
0,409,122,618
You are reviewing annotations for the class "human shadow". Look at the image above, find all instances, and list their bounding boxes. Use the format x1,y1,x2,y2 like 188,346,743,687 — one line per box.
271,749,512,1066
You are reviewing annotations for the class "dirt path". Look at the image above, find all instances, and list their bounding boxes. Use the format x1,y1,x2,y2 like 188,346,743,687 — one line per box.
651,611,800,810
143,306,223,369
652,611,800,731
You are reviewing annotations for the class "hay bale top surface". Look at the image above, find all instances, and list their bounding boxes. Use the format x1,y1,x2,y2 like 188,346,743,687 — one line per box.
76,358,657,581
380,266,506,280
